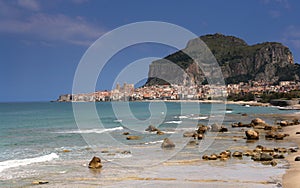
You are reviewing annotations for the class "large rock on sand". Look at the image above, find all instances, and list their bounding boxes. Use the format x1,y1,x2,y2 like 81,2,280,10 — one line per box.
197,124,208,134
161,138,175,149
126,136,141,140
251,153,273,161
251,118,265,125
245,129,259,140
145,125,158,132
88,156,102,169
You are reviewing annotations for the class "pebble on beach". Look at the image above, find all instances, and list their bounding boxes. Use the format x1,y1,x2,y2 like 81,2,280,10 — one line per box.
32,180,49,185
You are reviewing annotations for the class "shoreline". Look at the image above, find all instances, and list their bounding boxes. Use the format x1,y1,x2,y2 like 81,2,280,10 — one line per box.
57,99,300,109
58,99,271,106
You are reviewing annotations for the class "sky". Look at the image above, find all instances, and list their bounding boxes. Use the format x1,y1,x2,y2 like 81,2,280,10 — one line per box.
0,0,300,102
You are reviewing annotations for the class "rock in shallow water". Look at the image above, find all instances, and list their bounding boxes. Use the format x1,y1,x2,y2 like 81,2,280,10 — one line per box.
126,136,141,140
88,156,102,169
161,138,175,149
245,129,259,140
252,153,273,161
145,125,158,132
232,151,243,158
32,180,49,185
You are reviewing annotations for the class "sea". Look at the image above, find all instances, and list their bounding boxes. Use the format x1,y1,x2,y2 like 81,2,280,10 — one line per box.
0,102,299,187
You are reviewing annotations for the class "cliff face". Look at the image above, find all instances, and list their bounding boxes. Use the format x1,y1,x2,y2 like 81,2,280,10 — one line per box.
146,33,299,85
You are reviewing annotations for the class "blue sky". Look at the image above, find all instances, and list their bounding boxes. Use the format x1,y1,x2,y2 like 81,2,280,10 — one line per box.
0,0,300,102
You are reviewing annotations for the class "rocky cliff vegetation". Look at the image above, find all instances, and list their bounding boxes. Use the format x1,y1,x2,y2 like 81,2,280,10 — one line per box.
146,33,300,85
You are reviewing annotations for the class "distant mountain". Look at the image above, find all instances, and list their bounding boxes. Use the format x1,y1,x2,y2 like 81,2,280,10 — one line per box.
146,33,300,86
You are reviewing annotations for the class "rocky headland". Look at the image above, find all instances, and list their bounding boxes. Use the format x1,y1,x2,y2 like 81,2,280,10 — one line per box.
146,33,300,86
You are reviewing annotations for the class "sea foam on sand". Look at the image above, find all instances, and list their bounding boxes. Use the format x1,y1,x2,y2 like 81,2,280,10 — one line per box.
0,153,59,173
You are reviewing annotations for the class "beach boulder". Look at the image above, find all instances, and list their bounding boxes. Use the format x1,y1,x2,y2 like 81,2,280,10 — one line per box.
145,125,158,132
272,153,285,159
195,134,204,140
202,154,209,160
261,160,277,166
126,136,141,140
232,151,243,158
295,156,300,161
231,122,251,128
88,156,102,169
260,153,274,161
265,132,289,140
219,126,228,132
251,118,265,125
275,133,288,140
218,150,231,160
156,130,165,135
251,153,273,161
288,147,298,153
279,121,288,126
243,150,255,157
197,124,208,134
245,129,259,140
208,154,218,160
211,124,221,132
292,118,299,125
161,138,175,149
251,118,269,129
274,147,288,153
32,181,49,185
265,131,277,139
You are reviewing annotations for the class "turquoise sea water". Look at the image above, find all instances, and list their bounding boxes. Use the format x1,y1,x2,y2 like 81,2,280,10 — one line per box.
0,102,298,187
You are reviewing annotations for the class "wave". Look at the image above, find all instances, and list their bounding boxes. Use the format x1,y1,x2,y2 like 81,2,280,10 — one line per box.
113,153,132,159
226,110,233,113
113,119,123,123
189,116,208,120
174,115,189,119
145,140,164,145
56,126,123,134
0,153,59,173
163,131,176,134
164,121,182,124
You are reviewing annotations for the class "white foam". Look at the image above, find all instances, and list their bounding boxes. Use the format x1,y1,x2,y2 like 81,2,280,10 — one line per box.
56,126,123,134
145,140,164,145
189,116,208,120
165,121,182,124
113,153,132,159
175,115,189,119
226,110,233,113
113,119,123,123
163,131,176,134
0,153,59,173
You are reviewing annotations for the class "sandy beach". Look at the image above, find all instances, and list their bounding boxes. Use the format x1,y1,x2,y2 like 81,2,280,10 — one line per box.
282,123,300,188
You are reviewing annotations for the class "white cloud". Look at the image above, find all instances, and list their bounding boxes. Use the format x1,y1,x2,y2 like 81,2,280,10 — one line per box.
0,1,105,46
17,0,40,11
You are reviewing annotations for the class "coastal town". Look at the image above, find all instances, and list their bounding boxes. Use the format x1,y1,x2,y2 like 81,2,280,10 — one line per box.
58,80,300,103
